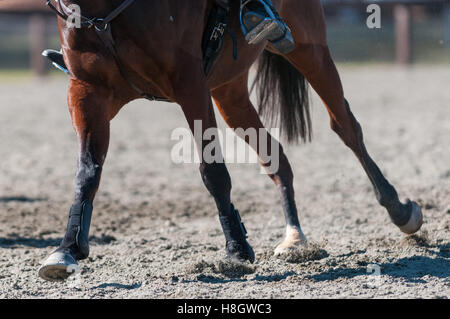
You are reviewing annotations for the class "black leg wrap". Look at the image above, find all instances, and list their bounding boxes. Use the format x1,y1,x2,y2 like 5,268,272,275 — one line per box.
219,204,255,263
59,200,93,260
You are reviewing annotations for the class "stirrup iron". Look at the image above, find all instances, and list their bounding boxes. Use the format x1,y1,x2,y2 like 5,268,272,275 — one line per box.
239,0,295,54
42,49,69,74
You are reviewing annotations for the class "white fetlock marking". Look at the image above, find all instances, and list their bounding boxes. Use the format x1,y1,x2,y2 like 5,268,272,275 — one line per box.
274,225,307,255
285,225,307,243
399,202,423,234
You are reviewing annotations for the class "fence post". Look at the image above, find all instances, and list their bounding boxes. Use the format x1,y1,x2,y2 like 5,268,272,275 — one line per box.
444,3,450,49
29,13,47,77
394,4,411,65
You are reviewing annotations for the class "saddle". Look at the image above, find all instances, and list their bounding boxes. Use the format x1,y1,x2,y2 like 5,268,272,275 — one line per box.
202,2,237,76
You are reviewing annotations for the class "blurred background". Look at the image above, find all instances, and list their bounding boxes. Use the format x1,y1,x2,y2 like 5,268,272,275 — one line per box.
0,0,449,77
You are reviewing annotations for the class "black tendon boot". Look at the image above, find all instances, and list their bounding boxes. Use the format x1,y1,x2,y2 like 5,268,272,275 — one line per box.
219,203,255,263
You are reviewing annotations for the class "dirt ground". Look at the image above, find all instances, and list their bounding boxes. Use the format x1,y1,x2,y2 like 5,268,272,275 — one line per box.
0,65,448,299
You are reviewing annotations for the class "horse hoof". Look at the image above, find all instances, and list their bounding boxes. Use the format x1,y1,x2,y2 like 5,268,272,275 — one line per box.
274,225,307,256
399,201,423,235
38,250,79,282
274,240,307,256
226,241,255,264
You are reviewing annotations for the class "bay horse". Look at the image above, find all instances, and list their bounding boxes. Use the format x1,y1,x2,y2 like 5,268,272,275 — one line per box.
39,0,423,281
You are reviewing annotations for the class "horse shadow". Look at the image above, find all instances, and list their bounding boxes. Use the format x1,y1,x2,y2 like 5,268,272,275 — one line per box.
306,253,449,284
93,282,142,290
191,243,449,284
0,234,117,249
0,196,47,203
0,236,61,248
185,271,297,284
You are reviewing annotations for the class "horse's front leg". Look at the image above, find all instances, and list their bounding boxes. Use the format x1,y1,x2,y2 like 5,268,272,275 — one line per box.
212,73,307,256
174,63,254,263
39,79,115,281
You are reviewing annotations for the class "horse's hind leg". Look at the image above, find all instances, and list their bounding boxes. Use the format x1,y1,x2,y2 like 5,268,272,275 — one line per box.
282,25,423,233
39,80,118,281
212,73,307,255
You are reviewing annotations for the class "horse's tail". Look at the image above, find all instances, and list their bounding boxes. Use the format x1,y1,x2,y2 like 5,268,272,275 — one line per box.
252,50,311,143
